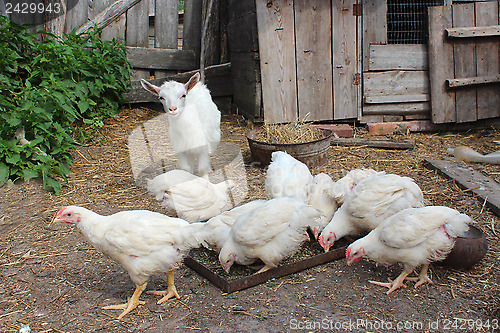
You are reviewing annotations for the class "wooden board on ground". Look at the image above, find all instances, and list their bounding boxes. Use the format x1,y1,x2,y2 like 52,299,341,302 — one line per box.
330,138,415,150
424,159,500,217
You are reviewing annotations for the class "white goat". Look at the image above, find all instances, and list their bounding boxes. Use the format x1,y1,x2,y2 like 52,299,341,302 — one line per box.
141,73,221,178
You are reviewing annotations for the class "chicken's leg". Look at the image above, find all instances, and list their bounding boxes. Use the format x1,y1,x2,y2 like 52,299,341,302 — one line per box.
369,268,412,295
102,282,147,319
147,270,180,304
406,264,433,288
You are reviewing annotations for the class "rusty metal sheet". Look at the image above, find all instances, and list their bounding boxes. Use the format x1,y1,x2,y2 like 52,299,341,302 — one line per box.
184,239,349,293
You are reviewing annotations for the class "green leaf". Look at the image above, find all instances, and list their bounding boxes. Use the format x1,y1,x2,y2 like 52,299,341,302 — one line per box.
22,168,39,181
0,162,9,184
6,153,21,164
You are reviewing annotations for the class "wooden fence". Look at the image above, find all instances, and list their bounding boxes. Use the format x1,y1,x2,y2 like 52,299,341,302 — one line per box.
2,0,232,104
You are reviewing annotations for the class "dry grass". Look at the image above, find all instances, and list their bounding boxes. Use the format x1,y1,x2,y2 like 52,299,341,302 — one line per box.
0,106,499,332
254,121,325,144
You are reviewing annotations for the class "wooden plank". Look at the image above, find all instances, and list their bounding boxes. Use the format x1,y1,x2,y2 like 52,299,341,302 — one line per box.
256,0,297,123
125,63,232,102
154,0,179,78
364,70,429,99
428,5,455,123
363,102,431,115
447,74,500,88
183,0,203,64
294,0,333,121
65,0,88,33
453,4,477,123
126,46,197,70
365,94,430,104
330,138,415,150
201,0,221,67
475,1,500,120
126,0,150,80
227,13,259,53
76,0,142,34
154,0,178,48
369,44,428,71
424,159,500,217
332,0,358,120
446,25,500,38
362,0,387,71
230,52,262,120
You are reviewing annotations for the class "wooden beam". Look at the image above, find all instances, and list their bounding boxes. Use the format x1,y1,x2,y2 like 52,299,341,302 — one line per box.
76,0,143,34
330,137,415,150
447,74,500,88
424,159,500,217
126,46,197,70
446,25,500,38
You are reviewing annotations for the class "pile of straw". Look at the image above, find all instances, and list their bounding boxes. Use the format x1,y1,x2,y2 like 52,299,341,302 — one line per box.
255,121,325,144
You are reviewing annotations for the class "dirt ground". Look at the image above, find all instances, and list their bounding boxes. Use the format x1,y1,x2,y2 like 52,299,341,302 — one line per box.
1,106,499,333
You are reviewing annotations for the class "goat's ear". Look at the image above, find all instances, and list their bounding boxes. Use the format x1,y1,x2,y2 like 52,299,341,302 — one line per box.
185,72,200,92
141,79,161,96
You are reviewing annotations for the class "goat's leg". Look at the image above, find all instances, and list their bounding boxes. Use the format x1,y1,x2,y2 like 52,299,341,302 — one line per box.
177,152,193,174
197,148,212,179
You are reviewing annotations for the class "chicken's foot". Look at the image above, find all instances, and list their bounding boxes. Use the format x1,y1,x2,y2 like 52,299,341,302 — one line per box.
147,270,180,304
255,264,273,274
406,264,433,288
369,268,412,295
102,282,147,319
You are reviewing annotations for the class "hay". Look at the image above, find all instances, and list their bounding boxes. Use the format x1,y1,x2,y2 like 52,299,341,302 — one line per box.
255,121,325,144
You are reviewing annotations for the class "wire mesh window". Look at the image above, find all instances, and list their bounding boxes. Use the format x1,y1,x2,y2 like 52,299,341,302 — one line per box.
387,0,444,44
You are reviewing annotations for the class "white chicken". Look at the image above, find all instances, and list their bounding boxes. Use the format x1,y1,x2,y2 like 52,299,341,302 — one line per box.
319,172,425,252
307,173,338,239
219,197,322,274
331,168,379,205
265,151,313,203
54,206,205,319
147,169,237,223
346,206,471,294
201,199,266,252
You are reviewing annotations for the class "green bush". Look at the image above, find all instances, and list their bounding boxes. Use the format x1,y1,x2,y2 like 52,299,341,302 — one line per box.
0,16,131,194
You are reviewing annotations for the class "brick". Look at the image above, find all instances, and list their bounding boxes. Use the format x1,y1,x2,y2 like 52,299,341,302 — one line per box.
367,120,437,135
315,124,354,138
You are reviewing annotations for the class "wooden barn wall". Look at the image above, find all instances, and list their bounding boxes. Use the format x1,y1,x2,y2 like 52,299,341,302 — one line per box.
428,1,500,124
253,0,359,124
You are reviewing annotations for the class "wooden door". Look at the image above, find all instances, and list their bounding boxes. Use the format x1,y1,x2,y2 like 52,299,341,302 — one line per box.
428,2,500,124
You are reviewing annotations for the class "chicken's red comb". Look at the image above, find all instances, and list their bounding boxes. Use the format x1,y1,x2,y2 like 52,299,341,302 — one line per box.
55,206,68,219
345,247,351,258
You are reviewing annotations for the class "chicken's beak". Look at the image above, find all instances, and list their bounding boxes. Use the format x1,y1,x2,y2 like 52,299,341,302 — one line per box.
346,259,353,266
223,265,231,274
312,227,319,240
